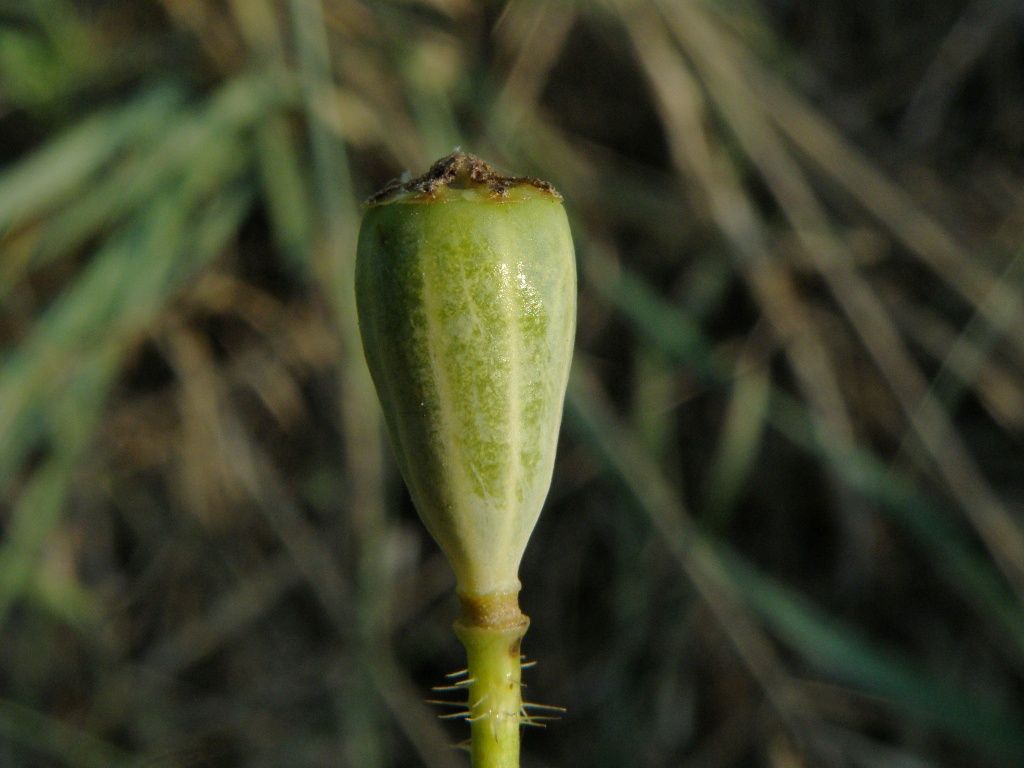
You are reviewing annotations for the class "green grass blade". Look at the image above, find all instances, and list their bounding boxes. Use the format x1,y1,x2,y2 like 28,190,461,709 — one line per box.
0,698,135,768
703,356,770,528
0,82,186,234
0,348,117,624
254,113,315,272
586,253,1024,657
581,243,719,379
566,364,1024,762
0,74,265,491
719,550,1024,761
0,0,96,109
0,178,253,619
30,109,214,269
768,394,1024,659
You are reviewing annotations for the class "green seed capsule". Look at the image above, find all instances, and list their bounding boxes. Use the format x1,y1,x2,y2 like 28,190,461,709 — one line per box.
355,152,576,599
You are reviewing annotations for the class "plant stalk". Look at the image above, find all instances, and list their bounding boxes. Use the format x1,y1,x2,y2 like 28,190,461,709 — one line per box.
453,591,529,768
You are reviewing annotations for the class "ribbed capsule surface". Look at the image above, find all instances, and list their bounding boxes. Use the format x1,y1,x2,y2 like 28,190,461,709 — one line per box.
355,153,576,597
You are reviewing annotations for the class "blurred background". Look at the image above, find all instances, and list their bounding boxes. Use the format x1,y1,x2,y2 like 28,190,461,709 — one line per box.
2,0,1024,766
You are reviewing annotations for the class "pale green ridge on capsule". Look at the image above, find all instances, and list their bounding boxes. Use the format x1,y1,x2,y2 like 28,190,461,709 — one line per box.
355,152,576,598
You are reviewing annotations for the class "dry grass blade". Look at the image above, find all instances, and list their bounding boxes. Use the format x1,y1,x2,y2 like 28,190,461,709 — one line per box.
592,243,1024,667
655,0,1024,597
288,1,397,764
369,658,469,768
722,551,1024,760
289,0,388,611
620,2,853,457
886,282,1024,432
901,0,1019,147
0,362,114,624
752,60,1024,370
142,554,300,675
4,2,1024,765
490,1,577,144
567,362,814,738
704,346,771,526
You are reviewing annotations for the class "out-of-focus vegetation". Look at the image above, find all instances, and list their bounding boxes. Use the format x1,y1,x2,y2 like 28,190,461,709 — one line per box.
2,1,1024,766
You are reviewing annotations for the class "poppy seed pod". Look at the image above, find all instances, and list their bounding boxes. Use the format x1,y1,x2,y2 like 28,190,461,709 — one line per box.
355,152,576,600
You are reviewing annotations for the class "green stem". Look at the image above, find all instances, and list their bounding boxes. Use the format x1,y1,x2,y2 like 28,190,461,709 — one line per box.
453,591,529,768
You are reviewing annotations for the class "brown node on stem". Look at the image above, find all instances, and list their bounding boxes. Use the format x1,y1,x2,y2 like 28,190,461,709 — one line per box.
366,150,562,204
455,589,528,632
